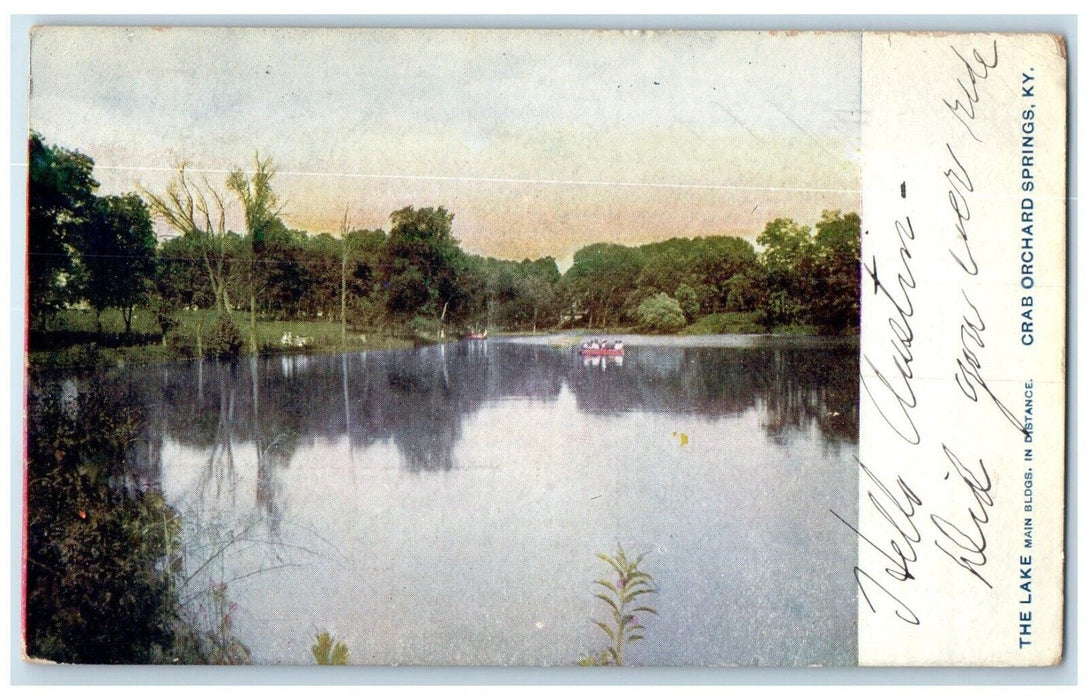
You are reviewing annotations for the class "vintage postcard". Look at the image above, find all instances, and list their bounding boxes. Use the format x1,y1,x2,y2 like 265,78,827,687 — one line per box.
20,27,1066,667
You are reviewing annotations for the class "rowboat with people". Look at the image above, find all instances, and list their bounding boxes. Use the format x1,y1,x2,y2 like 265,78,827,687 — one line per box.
578,338,624,357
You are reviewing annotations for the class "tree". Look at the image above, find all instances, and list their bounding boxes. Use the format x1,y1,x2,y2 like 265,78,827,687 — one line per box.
157,233,217,311
756,218,816,326
757,218,814,279
142,162,235,315
809,210,861,331
227,152,283,353
562,243,643,327
381,206,465,330
253,220,309,318
339,211,353,347
78,194,157,334
27,132,99,327
690,236,759,312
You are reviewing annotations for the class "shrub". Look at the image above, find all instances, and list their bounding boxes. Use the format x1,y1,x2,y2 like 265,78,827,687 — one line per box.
635,293,686,333
408,315,441,339
205,314,244,359
25,382,181,663
674,284,700,321
166,329,197,358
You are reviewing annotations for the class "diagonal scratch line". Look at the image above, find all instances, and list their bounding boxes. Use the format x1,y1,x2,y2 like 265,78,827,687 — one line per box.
762,97,841,163
89,164,860,195
711,100,764,144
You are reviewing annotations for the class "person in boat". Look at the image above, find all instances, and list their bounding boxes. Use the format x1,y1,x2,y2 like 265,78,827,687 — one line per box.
590,339,600,349
614,340,623,351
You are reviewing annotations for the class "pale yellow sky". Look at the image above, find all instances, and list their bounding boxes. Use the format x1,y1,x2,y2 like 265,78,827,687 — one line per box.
29,27,861,264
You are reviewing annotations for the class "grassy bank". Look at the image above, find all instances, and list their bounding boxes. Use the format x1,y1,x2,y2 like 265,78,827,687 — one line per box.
679,312,767,335
561,311,831,337
28,308,852,372
28,308,415,371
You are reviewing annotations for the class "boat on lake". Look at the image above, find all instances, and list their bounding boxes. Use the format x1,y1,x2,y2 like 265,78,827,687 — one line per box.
463,330,488,340
578,339,624,356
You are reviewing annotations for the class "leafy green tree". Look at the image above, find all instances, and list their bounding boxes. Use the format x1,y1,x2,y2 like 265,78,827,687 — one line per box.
27,132,99,327
636,292,686,332
808,210,861,331
756,218,816,326
758,217,814,279
78,194,157,334
562,243,643,327
382,206,468,329
690,236,759,312
158,234,211,310
723,271,763,312
473,255,560,331
227,152,283,353
256,221,311,319
205,313,245,359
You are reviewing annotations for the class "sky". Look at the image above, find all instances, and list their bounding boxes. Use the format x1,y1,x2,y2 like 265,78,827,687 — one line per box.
28,27,861,266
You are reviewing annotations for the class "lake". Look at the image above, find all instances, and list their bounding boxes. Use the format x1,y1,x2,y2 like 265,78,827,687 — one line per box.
36,334,860,666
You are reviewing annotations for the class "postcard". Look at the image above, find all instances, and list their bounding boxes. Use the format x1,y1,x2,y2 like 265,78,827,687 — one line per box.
20,27,1066,667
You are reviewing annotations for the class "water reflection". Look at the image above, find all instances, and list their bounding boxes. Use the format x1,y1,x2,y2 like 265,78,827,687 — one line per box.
29,337,860,665
100,340,856,475
581,354,624,369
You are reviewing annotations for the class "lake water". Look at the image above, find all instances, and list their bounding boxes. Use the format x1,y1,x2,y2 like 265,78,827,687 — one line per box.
38,335,860,666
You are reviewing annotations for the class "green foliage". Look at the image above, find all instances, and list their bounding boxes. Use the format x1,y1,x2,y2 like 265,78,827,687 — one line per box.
30,134,859,349
382,206,472,324
312,630,350,665
154,299,181,343
471,255,562,331
809,210,862,332
28,132,99,326
156,232,233,311
681,311,767,335
723,272,763,313
79,193,157,334
165,328,197,357
674,283,700,320
26,377,254,664
635,293,686,332
755,211,861,331
563,243,645,327
770,322,821,336
205,313,244,359
227,153,281,244
25,381,179,662
227,152,284,353
579,545,657,666
408,315,442,339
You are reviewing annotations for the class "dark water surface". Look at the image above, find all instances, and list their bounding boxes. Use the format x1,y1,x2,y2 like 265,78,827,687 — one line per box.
38,335,860,665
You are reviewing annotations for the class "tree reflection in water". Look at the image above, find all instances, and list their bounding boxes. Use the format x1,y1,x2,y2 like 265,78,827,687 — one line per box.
48,337,857,499
29,337,858,665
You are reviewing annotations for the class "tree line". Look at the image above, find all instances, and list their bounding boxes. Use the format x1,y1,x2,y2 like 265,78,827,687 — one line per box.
29,132,861,350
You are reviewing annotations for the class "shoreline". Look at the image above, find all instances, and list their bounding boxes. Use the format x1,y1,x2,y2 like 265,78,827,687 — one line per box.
28,325,860,374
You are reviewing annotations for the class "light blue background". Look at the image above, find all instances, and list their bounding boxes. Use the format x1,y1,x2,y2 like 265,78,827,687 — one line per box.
8,13,1078,686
